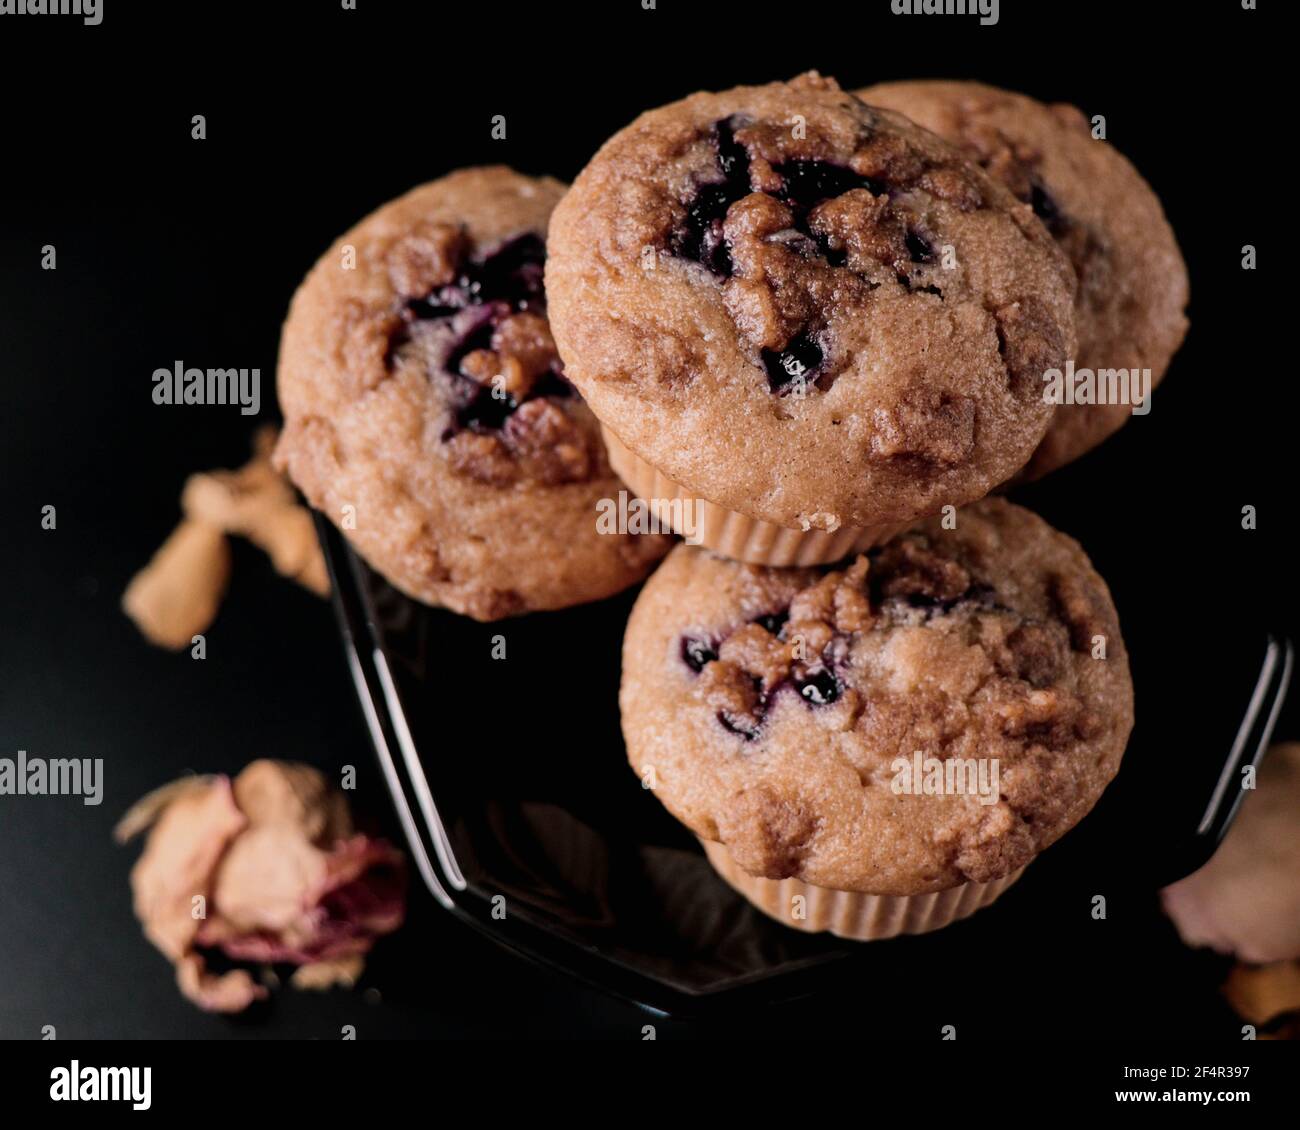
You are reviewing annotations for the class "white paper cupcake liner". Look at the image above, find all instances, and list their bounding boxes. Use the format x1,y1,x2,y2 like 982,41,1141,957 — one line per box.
602,425,904,566
702,839,1027,941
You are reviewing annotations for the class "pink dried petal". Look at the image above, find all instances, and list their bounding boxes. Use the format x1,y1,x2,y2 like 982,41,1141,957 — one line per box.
214,837,405,965
206,824,329,935
291,955,365,992
176,953,267,1014
232,760,351,843
129,776,246,962
125,759,405,1015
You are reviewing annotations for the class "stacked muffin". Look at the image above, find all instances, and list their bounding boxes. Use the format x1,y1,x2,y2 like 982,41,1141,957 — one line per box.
278,73,1185,940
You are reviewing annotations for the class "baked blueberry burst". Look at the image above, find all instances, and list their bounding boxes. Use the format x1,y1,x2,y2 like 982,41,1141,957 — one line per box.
669,116,887,281
669,117,943,397
389,232,592,485
676,543,1031,740
679,604,848,742
391,233,573,436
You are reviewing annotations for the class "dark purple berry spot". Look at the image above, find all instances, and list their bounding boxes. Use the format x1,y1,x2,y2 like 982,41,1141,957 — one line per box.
715,115,751,183
762,333,824,394
391,234,571,438
797,669,841,706
681,635,719,673
905,229,934,263
668,122,902,397
668,116,753,278
752,610,790,636
773,160,884,211
454,386,517,433
894,271,943,298
1029,181,1068,237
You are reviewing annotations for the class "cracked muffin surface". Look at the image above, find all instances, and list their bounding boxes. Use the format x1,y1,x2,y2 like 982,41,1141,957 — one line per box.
546,73,1076,533
620,498,1133,894
275,167,670,620
858,80,1188,480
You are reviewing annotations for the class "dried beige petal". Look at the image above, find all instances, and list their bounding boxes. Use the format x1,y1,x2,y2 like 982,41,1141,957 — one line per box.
233,760,350,842
242,503,330,597
1161,743,1300,963
209,825,328,937
290,954,366,992
129,776,246,962
1223,961,1300,1026
121,520,230,650
123,758,402,1014
181,429,328,597
113,774,217,844
176,953,267,1014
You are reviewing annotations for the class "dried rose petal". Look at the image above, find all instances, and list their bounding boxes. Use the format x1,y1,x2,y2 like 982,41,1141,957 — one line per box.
1222,961,1300,1027
129,776,246,963
176,953,268,1014
1161,742,1300,964
208,838,405,965
123,761,405,1013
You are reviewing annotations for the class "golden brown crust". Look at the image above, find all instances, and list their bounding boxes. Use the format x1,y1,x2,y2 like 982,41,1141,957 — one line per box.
546,73,1076,532
274,167,670,620
621,498,1133,894
858,81,1189,479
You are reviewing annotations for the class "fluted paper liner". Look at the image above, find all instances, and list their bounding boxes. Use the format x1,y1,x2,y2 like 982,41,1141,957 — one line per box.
602,425,905,566
702,839,1027,941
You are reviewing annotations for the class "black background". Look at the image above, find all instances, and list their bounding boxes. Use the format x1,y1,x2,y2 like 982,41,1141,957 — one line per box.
1,0,1293,1041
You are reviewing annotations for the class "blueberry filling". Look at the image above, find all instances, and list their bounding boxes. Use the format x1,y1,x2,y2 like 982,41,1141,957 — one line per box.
452,385,516,434
677,183,738,276
905,229,934,263
442,304,501,376
814,234,848,268
691,548,1030,739
669,117,752,277
671,117,891,282
752,610,790,635
895,271,943,297
796,669,841,706
683,610,848,739
670,119,916,397
392,233,570,436
715,115,750,182
772,159,884,212
762,333,824,393
681,635,719,673
1028,181,1068,237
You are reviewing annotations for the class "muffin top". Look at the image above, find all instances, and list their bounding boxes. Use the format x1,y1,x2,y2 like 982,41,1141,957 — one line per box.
546,73,1076,532
859,80,1189,479
275,167,669,620
621,499,1133,895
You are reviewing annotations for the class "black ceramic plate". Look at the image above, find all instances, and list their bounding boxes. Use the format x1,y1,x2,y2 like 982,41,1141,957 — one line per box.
314,513,1292,1018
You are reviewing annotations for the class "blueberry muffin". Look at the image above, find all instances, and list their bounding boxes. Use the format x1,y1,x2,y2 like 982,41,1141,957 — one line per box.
858,80,1189,480
621,498,1133,939
546,73,1076,565
275,167,670,620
